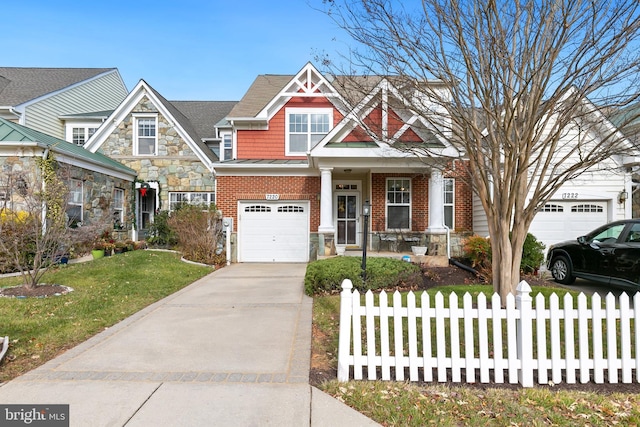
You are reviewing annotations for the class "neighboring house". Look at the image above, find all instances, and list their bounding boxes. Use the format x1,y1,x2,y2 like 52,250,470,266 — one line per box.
84,79,237,240
0,117,136,229
0,67,127,144
473,95,637,254
214,63,471,263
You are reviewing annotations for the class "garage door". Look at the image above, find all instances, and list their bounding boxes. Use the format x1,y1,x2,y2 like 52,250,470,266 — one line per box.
238,201,309,262
529,202,607,253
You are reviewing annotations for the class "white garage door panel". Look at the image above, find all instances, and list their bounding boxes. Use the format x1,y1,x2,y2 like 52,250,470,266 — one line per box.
529,202,607,253
239,203,309,262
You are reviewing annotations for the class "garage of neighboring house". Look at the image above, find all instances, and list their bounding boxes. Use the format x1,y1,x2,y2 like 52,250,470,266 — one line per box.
238,201,310,262
529,200,609,252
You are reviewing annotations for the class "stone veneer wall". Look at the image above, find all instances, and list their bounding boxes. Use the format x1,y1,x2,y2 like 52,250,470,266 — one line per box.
97,96,215,210
0,156,132,229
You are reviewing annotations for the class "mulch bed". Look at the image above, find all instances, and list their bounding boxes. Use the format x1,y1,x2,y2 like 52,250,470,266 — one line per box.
0,284,73,298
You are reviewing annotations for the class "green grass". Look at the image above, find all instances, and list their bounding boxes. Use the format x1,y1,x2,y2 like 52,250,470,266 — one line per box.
314,284,640,426
0,250,213,382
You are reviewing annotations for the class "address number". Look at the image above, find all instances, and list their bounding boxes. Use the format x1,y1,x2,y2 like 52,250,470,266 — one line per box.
265,194,280,200
561,192,578,199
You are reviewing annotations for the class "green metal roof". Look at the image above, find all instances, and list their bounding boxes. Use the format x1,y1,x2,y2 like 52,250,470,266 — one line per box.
0,117,136,177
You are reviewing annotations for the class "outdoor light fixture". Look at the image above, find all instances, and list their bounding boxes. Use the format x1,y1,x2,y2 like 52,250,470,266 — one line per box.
619,189,629,204
361,200,371,282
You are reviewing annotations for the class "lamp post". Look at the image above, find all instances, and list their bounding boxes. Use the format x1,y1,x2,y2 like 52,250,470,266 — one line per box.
361,200,370,282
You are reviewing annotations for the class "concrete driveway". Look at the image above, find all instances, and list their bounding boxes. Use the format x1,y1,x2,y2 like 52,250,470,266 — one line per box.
0,263,379,426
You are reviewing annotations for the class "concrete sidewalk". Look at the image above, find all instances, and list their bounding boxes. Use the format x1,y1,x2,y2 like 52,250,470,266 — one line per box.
0,263,379,426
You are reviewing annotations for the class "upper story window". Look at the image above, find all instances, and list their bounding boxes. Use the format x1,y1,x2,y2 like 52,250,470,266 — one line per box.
285,108,332,155
221,132,232,161
134,115,157,155
71,127,98,146
65,124,99,146
443,178,454,229
386,178,411,230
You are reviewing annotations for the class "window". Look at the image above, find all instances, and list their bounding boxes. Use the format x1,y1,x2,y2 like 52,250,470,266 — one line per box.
286,108,332,155
571,204,603,213
221,133,232,161
66,179,83,227
540,204,564,212
443,178,454,229
386,178,411,229
71,127,98,146
168,192,216,211
113,188,124,229
135,116,157,155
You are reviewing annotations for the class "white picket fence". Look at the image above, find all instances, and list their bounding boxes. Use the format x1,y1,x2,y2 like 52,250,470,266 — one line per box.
337,279,640,387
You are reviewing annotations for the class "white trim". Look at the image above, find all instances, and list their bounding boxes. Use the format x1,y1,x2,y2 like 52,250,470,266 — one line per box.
84,80,215,171
386,177,412,231
133,113,158,156
285,107,333,156
443,177,455,229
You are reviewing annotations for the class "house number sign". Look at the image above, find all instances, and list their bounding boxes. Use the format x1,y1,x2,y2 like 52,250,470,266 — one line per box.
265,194,280,200
561,192,578,199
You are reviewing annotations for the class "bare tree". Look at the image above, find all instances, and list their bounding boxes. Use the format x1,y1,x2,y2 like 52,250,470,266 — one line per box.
0,154,72,289
319,0,640,301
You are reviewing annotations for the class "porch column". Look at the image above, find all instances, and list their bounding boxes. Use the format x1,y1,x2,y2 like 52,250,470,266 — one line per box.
318,167,335,233
426,169,448,256
318,167,335,256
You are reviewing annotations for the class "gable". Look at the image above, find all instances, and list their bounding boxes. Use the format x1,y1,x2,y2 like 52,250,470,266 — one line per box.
85,80,217,170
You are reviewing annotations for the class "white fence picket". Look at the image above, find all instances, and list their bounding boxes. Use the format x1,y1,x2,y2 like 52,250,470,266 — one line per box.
605,293,618,384
337,279,639,387
379,291,391,381
421,292,433,382
477,293,490,383
535,293,549,384
577,293,590,384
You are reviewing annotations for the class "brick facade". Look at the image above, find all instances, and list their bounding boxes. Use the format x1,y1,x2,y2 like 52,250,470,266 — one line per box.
216,175,321,230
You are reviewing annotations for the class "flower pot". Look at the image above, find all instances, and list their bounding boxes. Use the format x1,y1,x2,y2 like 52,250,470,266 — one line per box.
91,249,105,260
411,246,427,256
335,245,346,256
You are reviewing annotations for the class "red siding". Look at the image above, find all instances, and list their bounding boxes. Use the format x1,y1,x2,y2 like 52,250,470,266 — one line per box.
236,97,341,160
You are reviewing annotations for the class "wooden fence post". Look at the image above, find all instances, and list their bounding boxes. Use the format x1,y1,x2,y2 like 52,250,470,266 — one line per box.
337,279,354,382
516,280,534,387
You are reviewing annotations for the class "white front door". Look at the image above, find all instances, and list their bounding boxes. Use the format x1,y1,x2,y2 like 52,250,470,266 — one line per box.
336,193,359,245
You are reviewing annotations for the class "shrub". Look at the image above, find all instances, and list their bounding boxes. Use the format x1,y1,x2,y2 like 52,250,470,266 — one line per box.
521,233,545,274
147,211,178,247
167,204,225,266
304,256,422,296
462,235,491,269
462,233,546,275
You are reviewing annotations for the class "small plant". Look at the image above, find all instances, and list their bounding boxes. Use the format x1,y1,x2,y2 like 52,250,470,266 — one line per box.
462,235,491,269
146,211,178,247
521,233,545,274
462,233,546,275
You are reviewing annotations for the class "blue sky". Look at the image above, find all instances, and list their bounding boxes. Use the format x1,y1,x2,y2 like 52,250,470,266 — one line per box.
4,0,350,101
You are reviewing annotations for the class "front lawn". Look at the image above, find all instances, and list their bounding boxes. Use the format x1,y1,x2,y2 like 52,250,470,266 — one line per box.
0,250,213,382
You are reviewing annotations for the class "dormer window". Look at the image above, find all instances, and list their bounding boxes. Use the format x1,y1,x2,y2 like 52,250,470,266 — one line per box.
134,114,157,155
285,108,332,155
